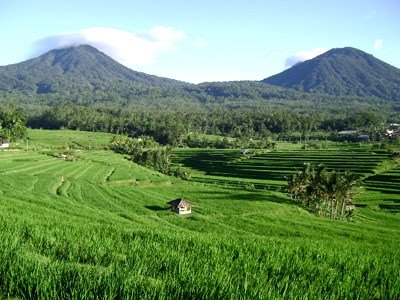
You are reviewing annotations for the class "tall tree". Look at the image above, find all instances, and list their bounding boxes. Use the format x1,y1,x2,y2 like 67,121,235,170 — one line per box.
287,164,359,220
0,106,27,141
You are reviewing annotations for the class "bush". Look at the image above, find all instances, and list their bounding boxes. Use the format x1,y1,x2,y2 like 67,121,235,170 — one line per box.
170,167,192,180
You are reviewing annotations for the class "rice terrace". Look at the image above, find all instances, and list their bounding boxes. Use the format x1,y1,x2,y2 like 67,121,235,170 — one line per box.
0,128,399,299
1,3,400,297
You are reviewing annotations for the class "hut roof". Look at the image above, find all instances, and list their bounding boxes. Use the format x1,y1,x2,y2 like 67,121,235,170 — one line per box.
167,198,194,207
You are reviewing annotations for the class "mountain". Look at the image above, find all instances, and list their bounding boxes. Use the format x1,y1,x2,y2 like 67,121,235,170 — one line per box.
198,81,303,100
0,45,189,94
0,45,311,108
262,47,400,100
0,45,398,112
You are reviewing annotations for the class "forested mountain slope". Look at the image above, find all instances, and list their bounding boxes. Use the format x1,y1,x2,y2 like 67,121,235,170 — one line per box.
0,45,189,94
0,45,398,112
263,47,400,101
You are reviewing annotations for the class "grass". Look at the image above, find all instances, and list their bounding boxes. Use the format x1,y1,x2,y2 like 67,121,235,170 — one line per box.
16,128,119,150
0,130,399,299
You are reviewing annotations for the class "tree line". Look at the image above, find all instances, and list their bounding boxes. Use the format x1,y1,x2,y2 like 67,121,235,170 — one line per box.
110,136,191,180
1,101,397,149
25,104,392,146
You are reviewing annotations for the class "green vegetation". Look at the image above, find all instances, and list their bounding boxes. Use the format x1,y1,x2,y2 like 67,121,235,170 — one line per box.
172,145,390,189
110,136,191,180
21,104,397,148
0,130,399,299
0,45,187,94
1,45,399,116
0,106,27,141
0,45,400,298
25,128,116,149
263,47,400,101
287,163,359,220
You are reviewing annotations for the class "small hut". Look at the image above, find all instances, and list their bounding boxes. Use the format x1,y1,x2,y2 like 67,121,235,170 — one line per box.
0,138,10,149
167,198,193,215
345,199,355,210
58,153,74,161
240,149,249,155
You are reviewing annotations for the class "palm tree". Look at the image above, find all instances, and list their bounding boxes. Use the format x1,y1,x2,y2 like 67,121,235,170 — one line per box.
287,173,301,202
288,163,322,208
308,164,327,213
287,164,359,220
319,170,359,219
337,171,359,220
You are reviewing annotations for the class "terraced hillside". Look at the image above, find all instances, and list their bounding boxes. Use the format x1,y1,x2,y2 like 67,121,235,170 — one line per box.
362,165,400,212
0,131,399,299
172,147,387,185
25,128,117,149
172,146,400,211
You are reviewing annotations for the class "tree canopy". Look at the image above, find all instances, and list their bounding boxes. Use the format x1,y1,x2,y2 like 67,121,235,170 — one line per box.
0,106,27,141
287,163,359,221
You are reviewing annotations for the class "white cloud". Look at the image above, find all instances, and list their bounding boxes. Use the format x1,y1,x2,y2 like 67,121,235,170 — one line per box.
193,38,208,48
284,47,327,68
373,39,383,50
32,26,186,66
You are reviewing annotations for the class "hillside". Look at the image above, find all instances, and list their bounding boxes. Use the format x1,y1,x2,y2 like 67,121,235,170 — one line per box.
0,45,399,112
0,45,189,94
0,45,303,108
262,47,400,100
0,129,399,298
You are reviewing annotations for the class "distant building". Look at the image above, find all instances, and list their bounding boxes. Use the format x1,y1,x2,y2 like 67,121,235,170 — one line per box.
167,198,193,215
338,130,357,135
386,129,400,139
0,138,10,149
386,129,395,136
58,153,74,161
336,130,359,142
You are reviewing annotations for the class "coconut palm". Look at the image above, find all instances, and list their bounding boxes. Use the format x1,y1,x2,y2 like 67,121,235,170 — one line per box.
287,164,359,220
337,171,359,220
287,163,314,205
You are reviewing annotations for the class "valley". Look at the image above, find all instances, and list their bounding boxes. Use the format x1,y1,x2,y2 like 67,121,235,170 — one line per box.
0,129,399,299
0,44,399,299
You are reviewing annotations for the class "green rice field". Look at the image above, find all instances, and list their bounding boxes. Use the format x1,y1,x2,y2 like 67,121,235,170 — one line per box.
0,131,399,299
172,147,387,186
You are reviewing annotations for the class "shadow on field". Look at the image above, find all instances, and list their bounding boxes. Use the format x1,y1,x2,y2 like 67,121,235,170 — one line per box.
198,191,294,205
174,150,384,182
145,205,168,211
230,193,294,205
194,177,285,191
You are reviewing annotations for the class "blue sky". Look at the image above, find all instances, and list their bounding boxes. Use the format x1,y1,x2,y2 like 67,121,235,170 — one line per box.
0,0,399,83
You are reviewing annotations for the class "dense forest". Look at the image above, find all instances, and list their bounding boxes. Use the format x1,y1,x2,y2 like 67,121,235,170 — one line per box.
1,89,399,147
22,104,396,146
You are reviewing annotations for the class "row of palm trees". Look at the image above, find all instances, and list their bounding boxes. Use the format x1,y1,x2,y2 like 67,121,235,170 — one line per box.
287,163,359,221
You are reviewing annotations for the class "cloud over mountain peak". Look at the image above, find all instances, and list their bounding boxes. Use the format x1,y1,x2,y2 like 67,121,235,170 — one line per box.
285,48,327,68
31,26,186,66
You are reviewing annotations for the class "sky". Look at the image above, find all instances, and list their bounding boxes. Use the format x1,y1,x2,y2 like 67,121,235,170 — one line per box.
0,0,399,83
